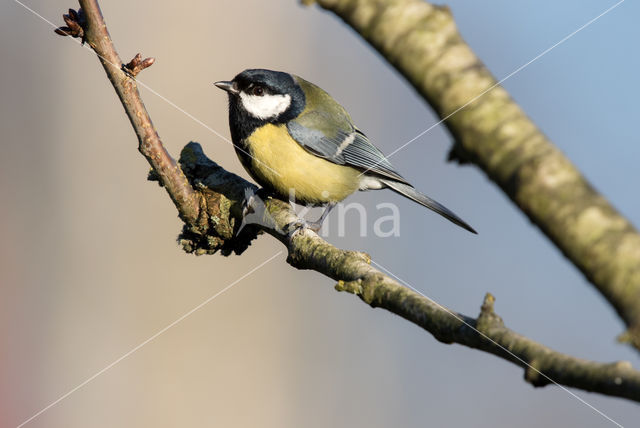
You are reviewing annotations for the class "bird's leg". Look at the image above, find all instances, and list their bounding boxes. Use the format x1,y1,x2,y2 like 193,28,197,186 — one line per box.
286,202,336,237
305,202,336,232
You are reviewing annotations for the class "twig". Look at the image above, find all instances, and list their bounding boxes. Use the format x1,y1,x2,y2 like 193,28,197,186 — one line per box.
59,0,202,226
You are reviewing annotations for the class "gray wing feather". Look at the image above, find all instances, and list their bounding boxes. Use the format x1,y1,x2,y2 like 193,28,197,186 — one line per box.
287,121,347,164
287,118,409,184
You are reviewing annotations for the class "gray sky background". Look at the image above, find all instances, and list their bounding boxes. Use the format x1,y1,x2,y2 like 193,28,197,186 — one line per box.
1,0,638,427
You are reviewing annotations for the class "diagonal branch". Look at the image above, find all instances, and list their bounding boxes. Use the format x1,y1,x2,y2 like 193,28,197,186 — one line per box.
55,0,640,403
179,141,640,402
73,0,202,226
306,0,640,351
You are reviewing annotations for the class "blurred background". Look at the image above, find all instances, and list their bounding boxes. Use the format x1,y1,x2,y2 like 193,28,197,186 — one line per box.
1,0,639,426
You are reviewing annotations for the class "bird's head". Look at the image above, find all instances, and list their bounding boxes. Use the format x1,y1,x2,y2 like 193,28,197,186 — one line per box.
215,69,305,124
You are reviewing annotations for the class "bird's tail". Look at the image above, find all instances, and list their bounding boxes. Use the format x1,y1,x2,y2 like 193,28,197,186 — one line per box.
379,179,477,234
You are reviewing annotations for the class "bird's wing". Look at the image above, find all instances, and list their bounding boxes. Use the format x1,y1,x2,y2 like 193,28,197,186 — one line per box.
287,109,409,184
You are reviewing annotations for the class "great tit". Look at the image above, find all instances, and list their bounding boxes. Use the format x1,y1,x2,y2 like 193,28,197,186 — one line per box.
215,69,476,234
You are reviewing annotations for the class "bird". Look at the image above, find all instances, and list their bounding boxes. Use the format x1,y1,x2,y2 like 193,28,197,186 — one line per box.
214,68,476,234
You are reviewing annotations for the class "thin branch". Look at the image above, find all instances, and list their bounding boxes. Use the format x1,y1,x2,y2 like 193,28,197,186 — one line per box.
55,0,640,403
65,0,202,225
307,0,640,351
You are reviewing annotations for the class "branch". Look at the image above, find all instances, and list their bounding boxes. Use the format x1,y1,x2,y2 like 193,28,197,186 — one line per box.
55,1,640,403
67,0,202,226
178,141,640,402
306,0,640,351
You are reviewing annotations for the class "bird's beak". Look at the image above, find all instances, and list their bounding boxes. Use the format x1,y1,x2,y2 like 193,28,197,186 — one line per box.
214,80,239,95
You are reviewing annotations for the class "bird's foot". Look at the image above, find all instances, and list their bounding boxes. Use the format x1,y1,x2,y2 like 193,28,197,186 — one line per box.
236,187,283,236
241,191,257,219
303,219,324,233
285,219,316,239
285,202,336,238
236,189,256,237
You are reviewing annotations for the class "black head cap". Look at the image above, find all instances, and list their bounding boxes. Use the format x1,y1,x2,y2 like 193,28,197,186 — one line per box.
233,69,299,97
217,69,305,120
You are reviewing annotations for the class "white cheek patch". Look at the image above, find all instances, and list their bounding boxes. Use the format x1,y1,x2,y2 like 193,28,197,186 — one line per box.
240,92,292,120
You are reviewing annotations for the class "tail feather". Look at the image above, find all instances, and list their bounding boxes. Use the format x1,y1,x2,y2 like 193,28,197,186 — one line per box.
380,178,477,234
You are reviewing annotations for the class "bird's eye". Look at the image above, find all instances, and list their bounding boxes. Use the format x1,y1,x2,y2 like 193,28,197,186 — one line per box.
251,85,265,96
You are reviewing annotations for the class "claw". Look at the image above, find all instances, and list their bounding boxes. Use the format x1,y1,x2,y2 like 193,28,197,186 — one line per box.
286,219,311,239
285,201,336,237
236,188,257,237
241,193,256,218
236,187,284,236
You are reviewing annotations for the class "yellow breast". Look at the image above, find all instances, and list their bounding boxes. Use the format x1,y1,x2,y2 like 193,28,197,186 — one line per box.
243,124,361,205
